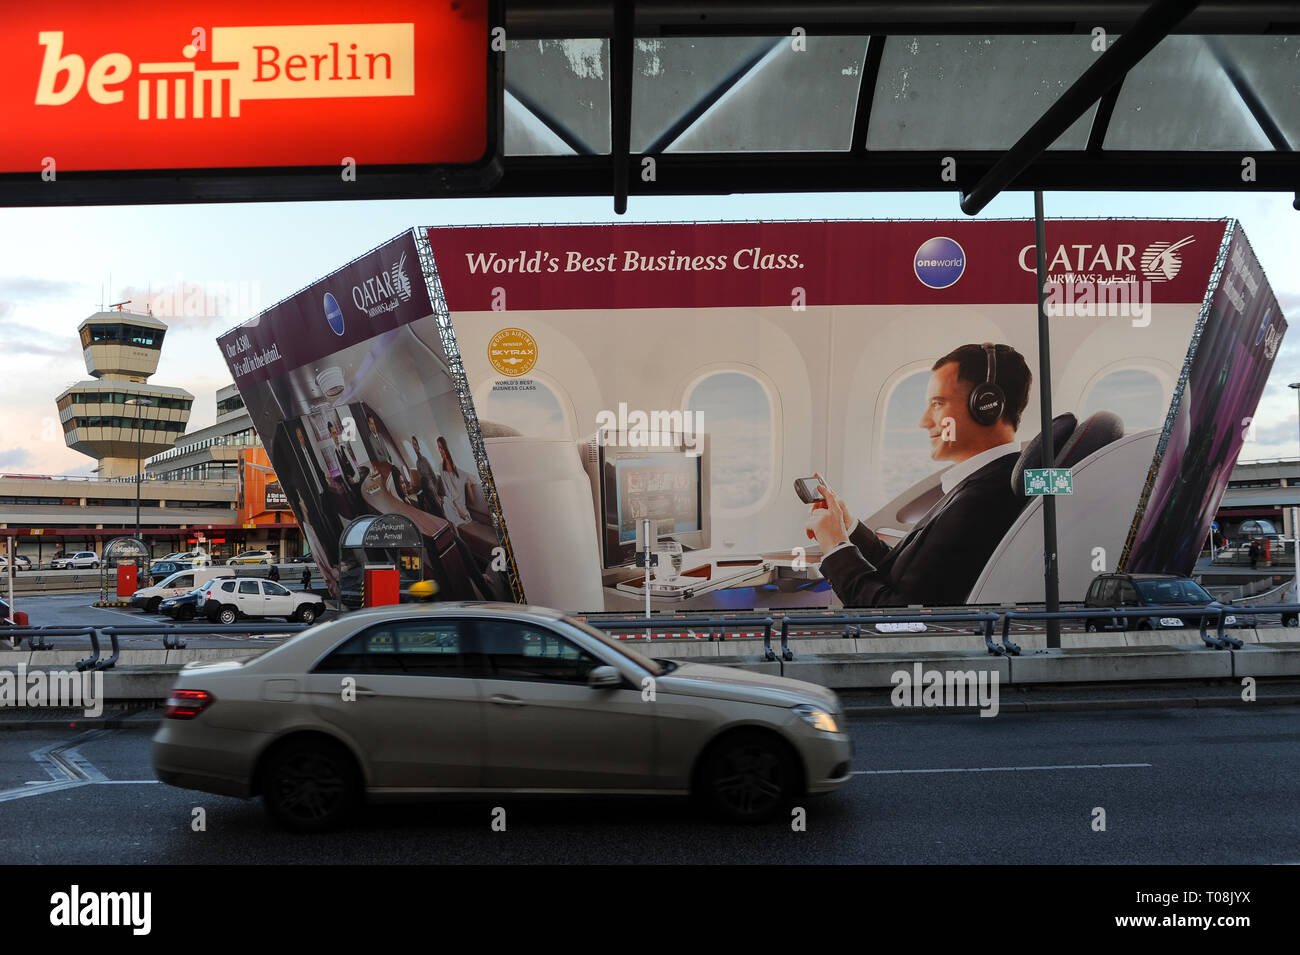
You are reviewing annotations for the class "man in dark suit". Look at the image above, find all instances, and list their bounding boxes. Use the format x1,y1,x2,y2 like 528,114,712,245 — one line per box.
809,343,1033,607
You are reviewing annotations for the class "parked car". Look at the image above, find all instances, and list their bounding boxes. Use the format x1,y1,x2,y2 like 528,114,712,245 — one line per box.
132,567,236,614
227,550,275,565
203,576,325,625
160,579,228,621
1083,573,1237,631
0,555,32,572
147,560,194,585
152,602,852,831
51,551,99,570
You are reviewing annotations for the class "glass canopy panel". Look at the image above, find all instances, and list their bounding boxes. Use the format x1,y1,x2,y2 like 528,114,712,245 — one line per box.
504,91,579,156
1105,35,1273,150
505,39,611,155
637,37,867,153
865,36,1098,150
1204,35,1300,148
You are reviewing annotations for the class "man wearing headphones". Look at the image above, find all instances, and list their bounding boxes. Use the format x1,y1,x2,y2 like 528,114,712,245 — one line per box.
809,342,1032,607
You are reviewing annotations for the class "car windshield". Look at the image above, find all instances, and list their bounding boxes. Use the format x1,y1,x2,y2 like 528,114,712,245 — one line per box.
1135,578,1212,604
562,616,664,676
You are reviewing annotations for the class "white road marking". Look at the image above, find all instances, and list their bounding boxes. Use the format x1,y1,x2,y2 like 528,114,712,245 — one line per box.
852,762,1152,775
0,730,117,802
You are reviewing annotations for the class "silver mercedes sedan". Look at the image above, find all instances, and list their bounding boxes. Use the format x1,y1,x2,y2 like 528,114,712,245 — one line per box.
152,603,853,830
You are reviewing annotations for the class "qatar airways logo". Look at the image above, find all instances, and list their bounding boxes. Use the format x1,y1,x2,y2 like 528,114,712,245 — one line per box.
1016,236,1195,281
33,24,414,121
350,252,413,318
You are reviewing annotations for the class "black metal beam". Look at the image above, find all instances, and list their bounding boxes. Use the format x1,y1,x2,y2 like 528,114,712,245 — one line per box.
851,35,887,153
1085,82,1124,154
4,149,1298,206
504,1,1300,38
960,0,1204,215
611,0,635,213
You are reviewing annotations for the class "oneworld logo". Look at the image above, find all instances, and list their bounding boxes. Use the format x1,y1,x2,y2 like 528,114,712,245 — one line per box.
351,251,413,318
913,236,966,289
323,292,344,336
1139,235,1195,282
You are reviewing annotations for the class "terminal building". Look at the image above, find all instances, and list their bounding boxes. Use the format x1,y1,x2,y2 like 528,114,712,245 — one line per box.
0,314,301,565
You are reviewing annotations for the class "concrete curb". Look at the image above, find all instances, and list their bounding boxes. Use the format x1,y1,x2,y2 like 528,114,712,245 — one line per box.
842,694,1300,717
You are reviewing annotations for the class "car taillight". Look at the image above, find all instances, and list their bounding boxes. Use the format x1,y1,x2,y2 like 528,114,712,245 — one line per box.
165,689,214,720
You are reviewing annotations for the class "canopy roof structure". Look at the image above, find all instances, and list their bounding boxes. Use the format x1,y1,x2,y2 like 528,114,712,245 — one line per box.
497,0,1300,212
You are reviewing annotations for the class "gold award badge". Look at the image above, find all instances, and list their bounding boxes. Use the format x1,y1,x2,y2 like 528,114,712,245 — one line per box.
488,327,538,377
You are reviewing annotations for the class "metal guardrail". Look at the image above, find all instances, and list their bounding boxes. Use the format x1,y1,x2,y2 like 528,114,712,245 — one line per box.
2,623,310,668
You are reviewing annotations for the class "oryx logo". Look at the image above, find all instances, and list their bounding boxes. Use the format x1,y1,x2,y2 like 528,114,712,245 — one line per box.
323,292,345,336
1140,235,1195,282
352,251,413,318
914,236,966,289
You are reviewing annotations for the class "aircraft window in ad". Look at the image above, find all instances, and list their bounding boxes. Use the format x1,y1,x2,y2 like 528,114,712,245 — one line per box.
685,371,776,514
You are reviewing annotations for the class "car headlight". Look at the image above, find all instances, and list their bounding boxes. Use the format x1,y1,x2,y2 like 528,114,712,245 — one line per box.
792,704,840,734
1158,617,1184,627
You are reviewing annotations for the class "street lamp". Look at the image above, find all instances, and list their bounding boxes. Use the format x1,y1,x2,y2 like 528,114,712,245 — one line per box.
125,397,154,541
1289,384,1300,607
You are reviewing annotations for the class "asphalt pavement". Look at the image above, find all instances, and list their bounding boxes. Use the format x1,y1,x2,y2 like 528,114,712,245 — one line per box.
0,705,1295,864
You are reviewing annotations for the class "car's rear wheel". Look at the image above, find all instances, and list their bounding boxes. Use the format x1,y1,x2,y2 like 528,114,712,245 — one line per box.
1085,621,1098,632
216,606,237,625
261,739,360,833
696,730,798,824
295,603,319,624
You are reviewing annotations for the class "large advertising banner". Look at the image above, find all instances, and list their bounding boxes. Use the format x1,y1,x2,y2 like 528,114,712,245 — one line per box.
1124,225,1286,575
216,231,518,605
423,219,1283,613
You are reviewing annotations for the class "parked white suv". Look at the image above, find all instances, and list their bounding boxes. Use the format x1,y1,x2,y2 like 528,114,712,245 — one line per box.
204,577,325,625
51,551,99,570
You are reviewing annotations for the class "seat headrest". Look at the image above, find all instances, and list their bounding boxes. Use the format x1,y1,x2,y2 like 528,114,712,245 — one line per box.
1011,413,1077,496
1057,411,1124,468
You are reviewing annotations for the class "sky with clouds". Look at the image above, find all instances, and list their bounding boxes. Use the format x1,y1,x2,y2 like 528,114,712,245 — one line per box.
0,188,1296,476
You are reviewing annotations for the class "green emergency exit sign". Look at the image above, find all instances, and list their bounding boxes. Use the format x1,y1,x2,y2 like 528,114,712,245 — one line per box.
1024,468,1074,496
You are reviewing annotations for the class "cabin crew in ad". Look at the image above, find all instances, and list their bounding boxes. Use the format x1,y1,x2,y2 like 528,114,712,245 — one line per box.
808,343,1032,607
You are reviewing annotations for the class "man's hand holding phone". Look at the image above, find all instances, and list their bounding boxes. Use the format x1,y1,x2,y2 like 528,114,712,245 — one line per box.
801,473,855,550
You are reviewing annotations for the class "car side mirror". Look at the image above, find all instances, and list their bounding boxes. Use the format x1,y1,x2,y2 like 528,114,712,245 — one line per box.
587,666,623,689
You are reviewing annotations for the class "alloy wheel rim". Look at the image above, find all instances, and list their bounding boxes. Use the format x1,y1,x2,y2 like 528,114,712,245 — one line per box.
713,745,784,816
276,754,344,821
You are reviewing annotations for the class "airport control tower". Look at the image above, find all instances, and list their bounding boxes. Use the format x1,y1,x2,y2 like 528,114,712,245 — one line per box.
54,310,194,480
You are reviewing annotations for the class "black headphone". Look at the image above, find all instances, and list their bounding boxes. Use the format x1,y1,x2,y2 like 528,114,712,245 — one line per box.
967,342,1007,427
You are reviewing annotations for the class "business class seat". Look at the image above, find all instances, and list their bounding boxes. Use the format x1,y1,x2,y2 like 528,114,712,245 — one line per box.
966,411,1158,604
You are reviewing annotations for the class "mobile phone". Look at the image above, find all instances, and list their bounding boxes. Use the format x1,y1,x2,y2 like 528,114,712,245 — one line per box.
794,476,825,504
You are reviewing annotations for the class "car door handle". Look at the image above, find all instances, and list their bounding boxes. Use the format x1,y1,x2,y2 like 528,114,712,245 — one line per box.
489,695,526,707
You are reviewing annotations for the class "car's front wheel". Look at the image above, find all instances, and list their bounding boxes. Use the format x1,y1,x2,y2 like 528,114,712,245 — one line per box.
1085,621,1098,632
261,738,361,832
696,730,798,824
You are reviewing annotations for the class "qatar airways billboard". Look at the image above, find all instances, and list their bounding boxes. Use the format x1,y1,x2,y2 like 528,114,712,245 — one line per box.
0,0,498,204
217,231,521,605
424,219,1285,613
